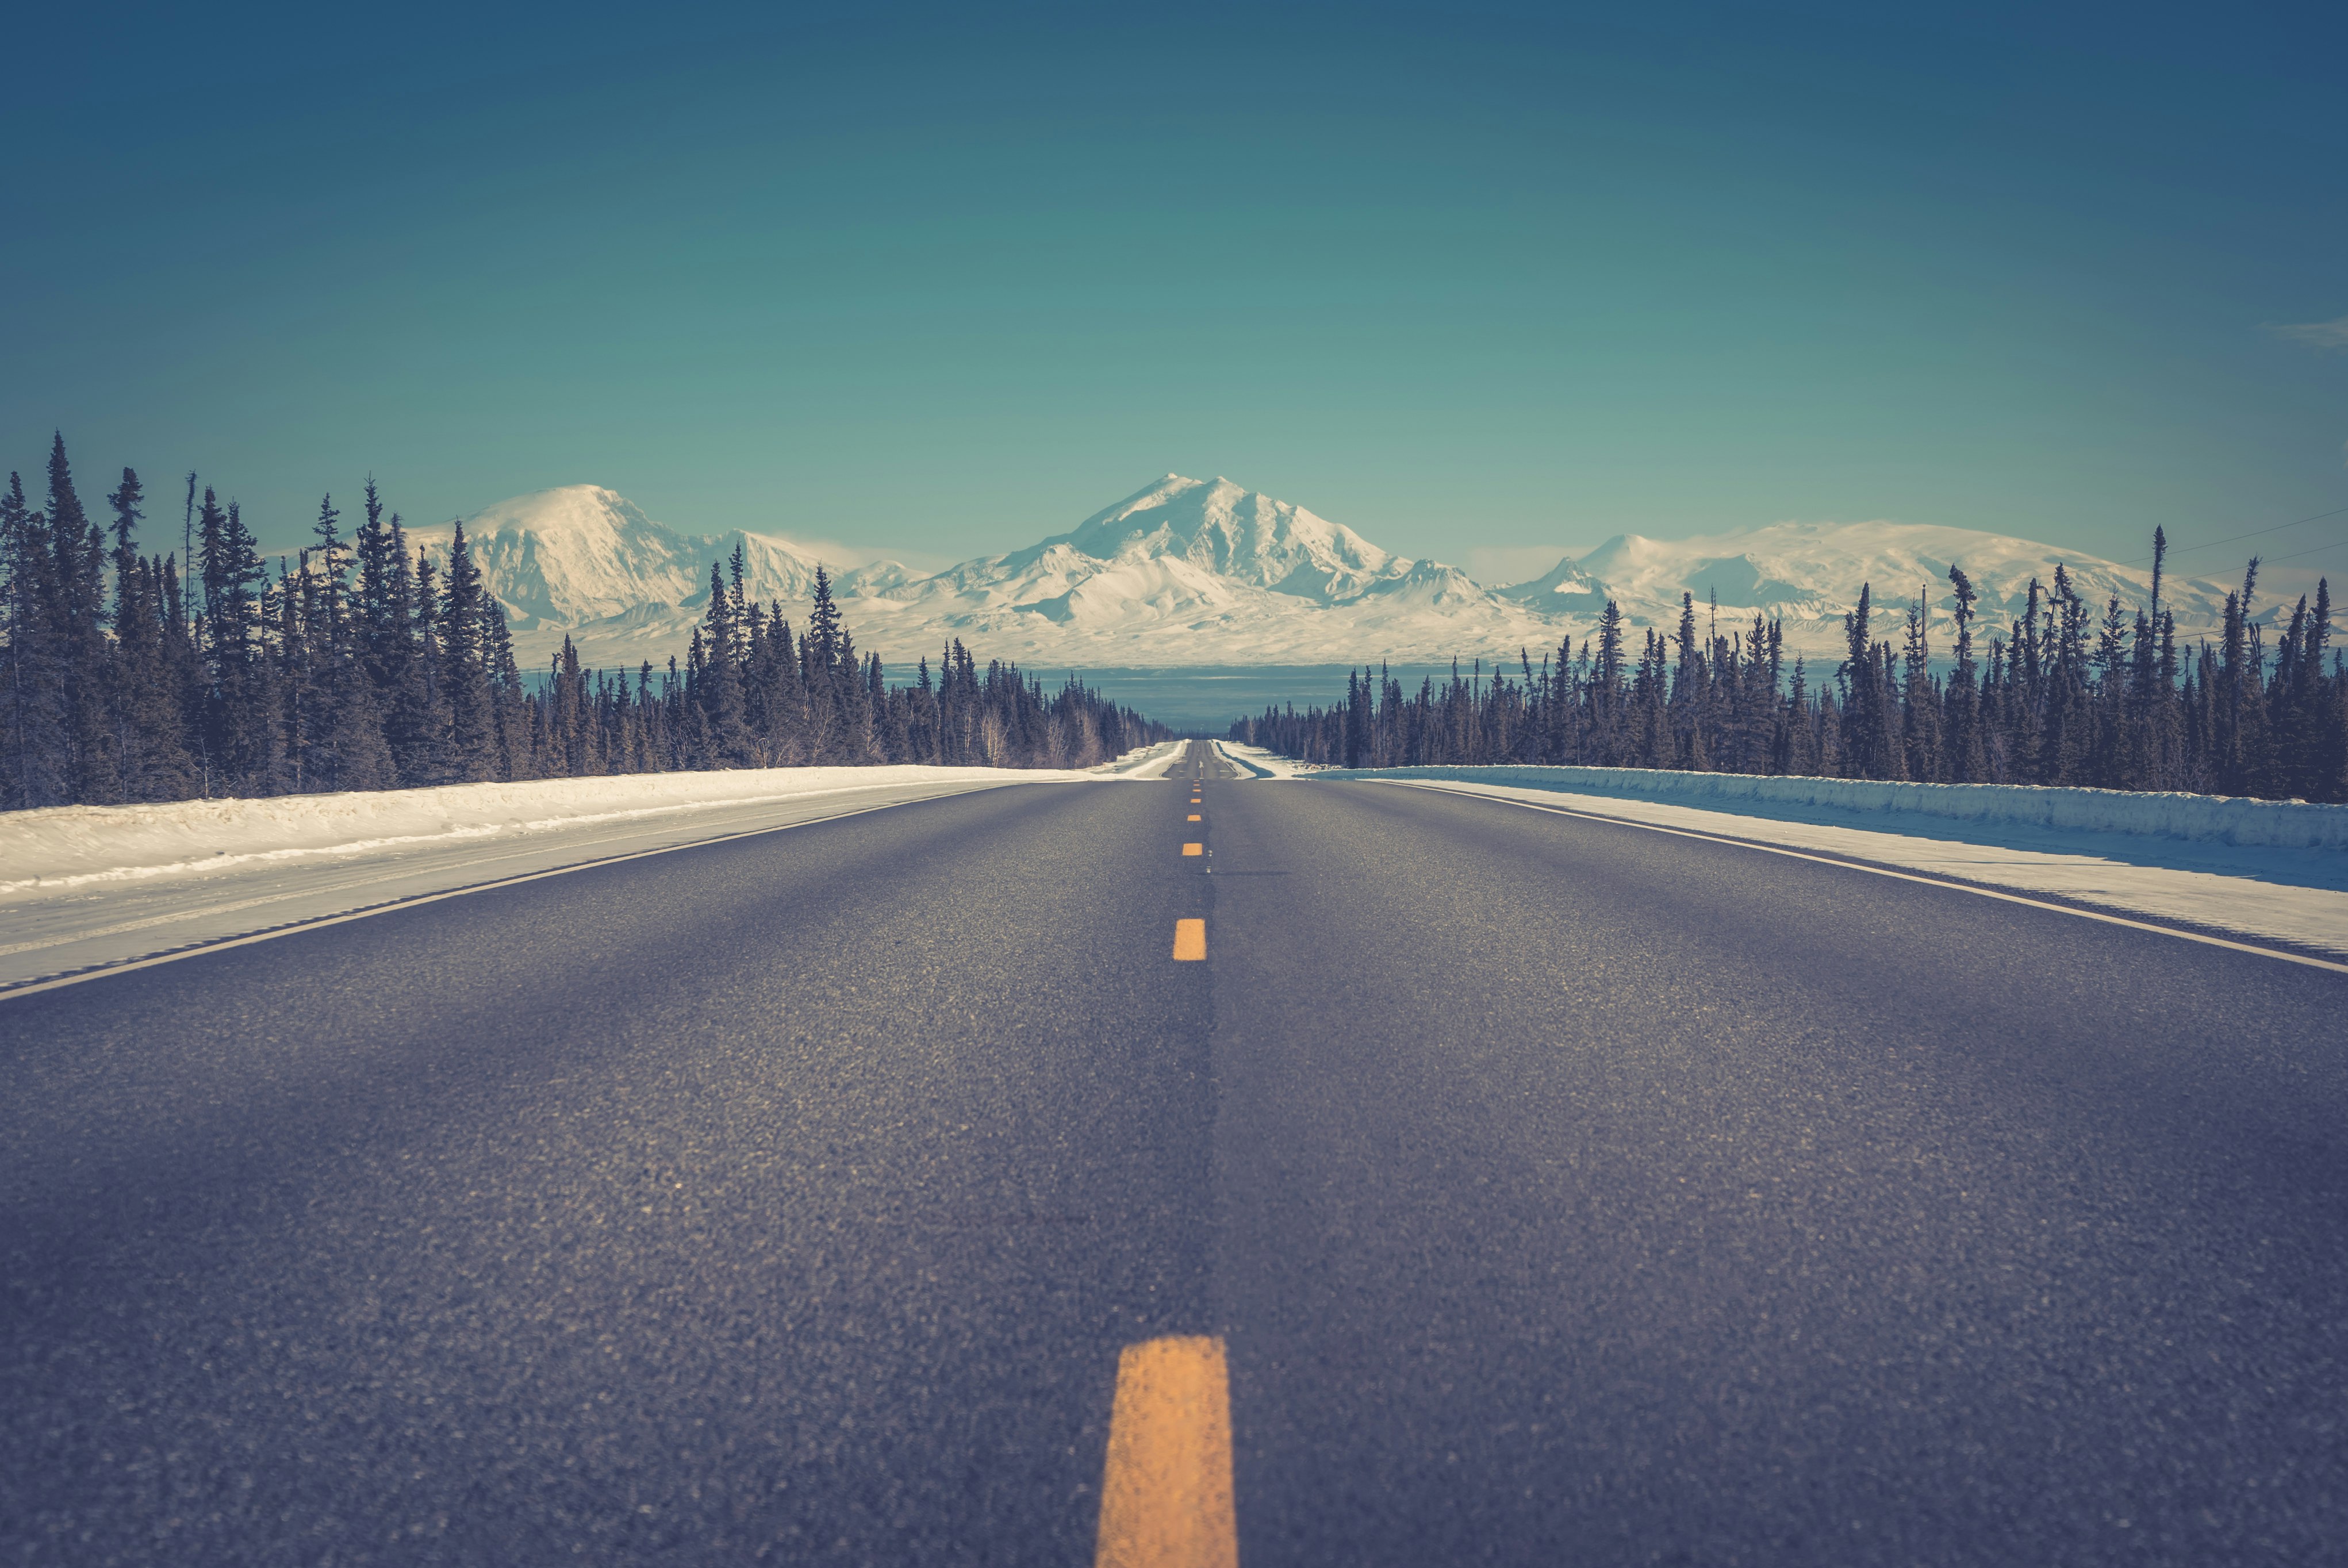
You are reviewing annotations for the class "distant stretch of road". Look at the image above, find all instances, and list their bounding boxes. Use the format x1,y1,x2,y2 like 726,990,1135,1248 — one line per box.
5,741,2343,1564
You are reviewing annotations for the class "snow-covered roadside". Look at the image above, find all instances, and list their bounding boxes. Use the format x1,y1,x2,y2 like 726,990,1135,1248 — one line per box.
1318,763,2348,851
0,764,1133,897
1112,740,1187,779
1212,741,1307,779
0,759,1158,993
1365,777,2348,963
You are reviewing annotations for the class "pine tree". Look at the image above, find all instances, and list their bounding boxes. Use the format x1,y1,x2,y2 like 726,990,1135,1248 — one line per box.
484,598,531,779
693,559,753,766
439,523,497,781
410,544,448,783
1839,583,1895,778
198,491,276,792
2215,560,2260,794
299,492,392,791
47,437,118,801
807,563,842,671
1901,589,1942,781
104,468,195,800
1,470,70,807
1944,564,1986,781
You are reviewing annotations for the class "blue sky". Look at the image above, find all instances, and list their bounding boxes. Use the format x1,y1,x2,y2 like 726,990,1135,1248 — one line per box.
3,1,2343,578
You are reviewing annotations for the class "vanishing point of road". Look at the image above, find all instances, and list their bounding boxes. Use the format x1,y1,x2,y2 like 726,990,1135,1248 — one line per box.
5,741,2343,1565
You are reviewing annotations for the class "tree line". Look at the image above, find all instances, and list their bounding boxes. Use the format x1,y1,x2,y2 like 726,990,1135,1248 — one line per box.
1233,538,2346,802
2,436,1169,810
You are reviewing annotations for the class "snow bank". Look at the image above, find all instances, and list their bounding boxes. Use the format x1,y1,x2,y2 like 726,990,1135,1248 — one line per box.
0,764,1118,897
1313,765,2348,851
1114,741,1187,779
1212,741,1303,779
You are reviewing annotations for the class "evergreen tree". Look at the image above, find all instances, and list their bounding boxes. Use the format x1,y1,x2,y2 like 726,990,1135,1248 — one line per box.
1,471,70,807
1839,584,1898,778
104,467,195,799
47,437,118,801
1900,589,1941,781
693,559,753,766
1944,564,1986,781
484,597,532,780
198,491,277,791
439,523,497,781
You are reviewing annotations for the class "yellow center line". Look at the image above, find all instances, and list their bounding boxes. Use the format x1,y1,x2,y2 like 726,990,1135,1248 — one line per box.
1095,1336,1237,1568
1181,843,1203,856
1172,918,1206,960
1187,814,1201,821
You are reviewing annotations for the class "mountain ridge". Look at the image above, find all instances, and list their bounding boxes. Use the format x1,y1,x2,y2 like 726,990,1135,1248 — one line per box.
410,477,2320,672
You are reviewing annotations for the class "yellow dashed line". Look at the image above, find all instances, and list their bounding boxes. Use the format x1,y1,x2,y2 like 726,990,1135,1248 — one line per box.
1187,814,1201,822
1181,843,1203,856
1095,1336,1237,1568
1172,919,1207,961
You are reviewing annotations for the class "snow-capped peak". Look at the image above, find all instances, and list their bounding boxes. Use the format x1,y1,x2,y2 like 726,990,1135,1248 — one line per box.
408,485,828,631
1042,474,1403,601
1498,517,2310,652
406,475,2324,673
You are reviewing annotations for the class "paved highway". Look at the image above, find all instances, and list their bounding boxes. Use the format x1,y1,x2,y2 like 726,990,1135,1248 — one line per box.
5,741,2343,1564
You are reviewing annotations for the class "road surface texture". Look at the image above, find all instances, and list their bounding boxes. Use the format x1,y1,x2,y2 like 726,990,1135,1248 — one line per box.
5,741,2343,1565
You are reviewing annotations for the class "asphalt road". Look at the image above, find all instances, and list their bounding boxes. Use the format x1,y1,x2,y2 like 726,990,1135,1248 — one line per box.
5,740,2344,1565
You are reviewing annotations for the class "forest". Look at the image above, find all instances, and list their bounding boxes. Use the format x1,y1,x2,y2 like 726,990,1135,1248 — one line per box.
1234,543,2346,803
1,437,1169,810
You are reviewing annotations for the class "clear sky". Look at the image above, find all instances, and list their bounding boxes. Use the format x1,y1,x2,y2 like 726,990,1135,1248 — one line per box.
5,1,2343,579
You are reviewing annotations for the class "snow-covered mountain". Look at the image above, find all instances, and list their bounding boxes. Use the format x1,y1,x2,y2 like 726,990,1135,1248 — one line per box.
406,486,901,667
835,475,1556,665
417,476,2323,671
1496,518,2298,659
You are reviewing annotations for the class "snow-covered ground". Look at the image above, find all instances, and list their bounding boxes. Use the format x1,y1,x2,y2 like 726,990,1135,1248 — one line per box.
0,744,1181,993
1314,768,2348,964
1212,741,1307,779
1369,764,2348,850
1112,741,1187,779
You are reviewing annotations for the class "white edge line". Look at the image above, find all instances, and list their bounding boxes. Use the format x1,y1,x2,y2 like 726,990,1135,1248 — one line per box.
0,788,997,1003
1373,779,2348,977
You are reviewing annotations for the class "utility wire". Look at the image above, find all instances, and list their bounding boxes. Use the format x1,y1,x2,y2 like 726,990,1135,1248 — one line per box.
2261,536,2348,566
2120,504,2348,563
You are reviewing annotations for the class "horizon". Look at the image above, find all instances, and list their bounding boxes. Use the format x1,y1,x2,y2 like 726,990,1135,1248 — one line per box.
331,463,2328,693
393,470,2319,598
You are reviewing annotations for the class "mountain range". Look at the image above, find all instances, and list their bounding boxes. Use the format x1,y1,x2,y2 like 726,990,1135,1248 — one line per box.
408,475,2321,674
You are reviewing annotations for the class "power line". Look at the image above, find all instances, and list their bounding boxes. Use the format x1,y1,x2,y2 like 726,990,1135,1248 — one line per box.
2121,504,2348,563
2262,536,2348,566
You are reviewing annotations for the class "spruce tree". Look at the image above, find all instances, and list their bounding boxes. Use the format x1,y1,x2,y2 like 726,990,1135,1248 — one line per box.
105,468,195,800
484,598,531,780
1,471,70,807
198,492,275,791
1839,583,1889,777
693,560,753,766
1901,590,1942,781
439,523,497,781
47,437,118,801
1943,564,1987,782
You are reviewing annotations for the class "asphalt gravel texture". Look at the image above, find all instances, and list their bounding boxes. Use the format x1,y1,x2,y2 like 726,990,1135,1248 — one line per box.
4,741,2344,1565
